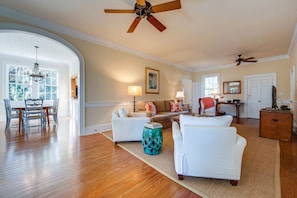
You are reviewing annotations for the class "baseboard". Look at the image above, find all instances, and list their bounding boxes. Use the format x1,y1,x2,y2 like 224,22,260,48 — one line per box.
85,123,112,136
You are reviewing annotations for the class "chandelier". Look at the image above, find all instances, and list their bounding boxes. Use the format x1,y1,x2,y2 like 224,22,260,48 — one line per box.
30,46,44,82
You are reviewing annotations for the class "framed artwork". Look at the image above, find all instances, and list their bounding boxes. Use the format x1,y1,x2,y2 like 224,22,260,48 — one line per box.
145,67,159,94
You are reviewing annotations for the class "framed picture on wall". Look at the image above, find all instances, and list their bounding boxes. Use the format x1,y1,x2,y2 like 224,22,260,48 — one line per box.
145,67,159,94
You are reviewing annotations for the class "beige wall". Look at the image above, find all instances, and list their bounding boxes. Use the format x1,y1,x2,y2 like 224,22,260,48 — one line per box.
64,36,192,127
193,58,292,102
0,17,192,130
0,16,295,132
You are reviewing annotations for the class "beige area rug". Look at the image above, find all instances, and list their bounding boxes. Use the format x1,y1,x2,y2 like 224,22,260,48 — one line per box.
102,124,280,198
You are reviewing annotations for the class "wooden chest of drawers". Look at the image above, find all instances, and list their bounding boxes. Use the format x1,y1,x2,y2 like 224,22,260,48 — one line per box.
259,109,292,141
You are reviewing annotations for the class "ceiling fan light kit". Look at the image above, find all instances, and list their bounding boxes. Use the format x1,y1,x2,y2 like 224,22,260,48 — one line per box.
104,0,181,33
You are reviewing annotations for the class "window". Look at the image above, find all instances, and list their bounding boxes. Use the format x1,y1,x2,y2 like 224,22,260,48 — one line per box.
201,73,220,97
7,64,58,101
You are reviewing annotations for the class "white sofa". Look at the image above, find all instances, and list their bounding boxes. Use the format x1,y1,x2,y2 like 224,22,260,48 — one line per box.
172,115,247,185
111,108,150,143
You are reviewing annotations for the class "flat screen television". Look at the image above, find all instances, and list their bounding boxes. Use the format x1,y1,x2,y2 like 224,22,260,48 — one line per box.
272,85,277,109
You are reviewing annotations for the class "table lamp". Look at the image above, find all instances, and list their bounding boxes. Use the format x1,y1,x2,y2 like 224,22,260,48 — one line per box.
128,86,142,112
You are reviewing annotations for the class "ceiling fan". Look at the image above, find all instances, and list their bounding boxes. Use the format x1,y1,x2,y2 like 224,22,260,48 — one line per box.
104,0,181,33
235,54,258,66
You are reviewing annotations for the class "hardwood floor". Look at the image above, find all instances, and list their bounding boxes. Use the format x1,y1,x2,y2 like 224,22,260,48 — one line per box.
0,117,296,197
0,118,200,198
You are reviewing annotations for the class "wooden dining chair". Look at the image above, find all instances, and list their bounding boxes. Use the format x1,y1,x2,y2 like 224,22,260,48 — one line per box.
3,98,19,131
48,99,59,124
199,97,226,116
22,99,46,132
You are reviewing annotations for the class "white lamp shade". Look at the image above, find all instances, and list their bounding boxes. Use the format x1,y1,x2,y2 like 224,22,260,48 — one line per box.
176,91,184,98
128,86,142,96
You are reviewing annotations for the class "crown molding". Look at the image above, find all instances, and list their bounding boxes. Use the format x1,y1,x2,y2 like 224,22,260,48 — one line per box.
0,6,293,73
0,7,193,72
288,23,297,56
193,54,289,72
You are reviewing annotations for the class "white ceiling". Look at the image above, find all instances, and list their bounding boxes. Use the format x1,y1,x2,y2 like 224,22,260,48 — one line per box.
0,31,78,66
0,0,297,71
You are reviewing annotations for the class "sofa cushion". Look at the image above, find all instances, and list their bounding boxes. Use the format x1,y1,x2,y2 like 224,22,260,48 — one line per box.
164,100,172,112
153,101,166,112
136,101,146,111
180,114,233,133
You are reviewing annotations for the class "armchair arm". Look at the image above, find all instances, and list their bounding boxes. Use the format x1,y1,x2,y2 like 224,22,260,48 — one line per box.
111,117,150,142
233,134,247,179
172,121,184,174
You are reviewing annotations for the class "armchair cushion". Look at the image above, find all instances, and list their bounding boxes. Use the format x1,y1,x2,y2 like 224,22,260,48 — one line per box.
179,114,233,133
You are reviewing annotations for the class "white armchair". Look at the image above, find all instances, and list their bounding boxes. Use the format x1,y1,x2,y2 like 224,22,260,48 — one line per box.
172,115,247,186
111,108,150,143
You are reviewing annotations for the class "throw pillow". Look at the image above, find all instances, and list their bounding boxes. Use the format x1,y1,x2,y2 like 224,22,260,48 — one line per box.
145,102,157,116
170,101,182,112
118,108,128,117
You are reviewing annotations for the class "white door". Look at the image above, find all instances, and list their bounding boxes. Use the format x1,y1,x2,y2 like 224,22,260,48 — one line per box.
192,82,201,114
246,74,275,118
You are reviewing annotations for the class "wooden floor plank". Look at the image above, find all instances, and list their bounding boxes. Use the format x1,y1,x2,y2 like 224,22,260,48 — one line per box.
1,117,296,197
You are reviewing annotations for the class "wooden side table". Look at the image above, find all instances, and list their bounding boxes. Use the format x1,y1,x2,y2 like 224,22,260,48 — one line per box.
259,109,292,141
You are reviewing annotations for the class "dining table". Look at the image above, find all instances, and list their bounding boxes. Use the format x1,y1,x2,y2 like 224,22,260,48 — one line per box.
12,105,53,133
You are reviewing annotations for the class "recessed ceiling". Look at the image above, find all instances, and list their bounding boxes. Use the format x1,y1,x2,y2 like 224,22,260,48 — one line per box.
0,0,297,71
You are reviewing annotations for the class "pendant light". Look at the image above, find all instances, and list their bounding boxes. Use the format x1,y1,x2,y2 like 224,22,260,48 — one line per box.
30,46,44,82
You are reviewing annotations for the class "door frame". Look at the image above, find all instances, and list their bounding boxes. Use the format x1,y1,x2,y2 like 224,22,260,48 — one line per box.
244,73,276,118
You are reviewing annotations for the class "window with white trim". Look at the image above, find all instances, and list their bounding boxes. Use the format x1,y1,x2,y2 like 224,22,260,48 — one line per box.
7,64,58,101
201,73,220,97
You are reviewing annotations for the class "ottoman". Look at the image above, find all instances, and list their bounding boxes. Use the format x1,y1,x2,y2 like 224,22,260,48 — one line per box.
142,122,163,155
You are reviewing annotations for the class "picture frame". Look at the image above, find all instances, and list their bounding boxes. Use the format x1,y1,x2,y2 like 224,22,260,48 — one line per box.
223,80,241,94
145,67,159,94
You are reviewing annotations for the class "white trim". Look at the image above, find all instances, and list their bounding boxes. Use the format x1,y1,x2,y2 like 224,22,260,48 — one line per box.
85,123,112,136
85,101,131,108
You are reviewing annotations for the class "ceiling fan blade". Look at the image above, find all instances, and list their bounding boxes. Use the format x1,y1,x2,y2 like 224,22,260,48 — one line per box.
245,60,258,62
136,0,146,7
245,57,256,60
104,9,135,13
127,17,141,33
151,0,181,13
147,15,166,32
236,61,241,66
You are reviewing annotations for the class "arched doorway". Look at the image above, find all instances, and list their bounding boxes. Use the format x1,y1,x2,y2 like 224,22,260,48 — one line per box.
0,23,85,136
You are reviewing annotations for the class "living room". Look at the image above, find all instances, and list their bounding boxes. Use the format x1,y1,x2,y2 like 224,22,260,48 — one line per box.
0,1,297,197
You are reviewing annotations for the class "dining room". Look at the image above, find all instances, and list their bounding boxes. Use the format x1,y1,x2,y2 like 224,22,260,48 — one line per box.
0,30,80,134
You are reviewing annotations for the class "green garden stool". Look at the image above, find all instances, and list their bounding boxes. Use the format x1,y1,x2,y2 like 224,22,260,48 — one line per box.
142,122,163,155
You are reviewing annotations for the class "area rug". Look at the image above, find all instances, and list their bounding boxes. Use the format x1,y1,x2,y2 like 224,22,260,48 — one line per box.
102,124,280,198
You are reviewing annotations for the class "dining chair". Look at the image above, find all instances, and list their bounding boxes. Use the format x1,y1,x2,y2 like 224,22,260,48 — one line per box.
199,97,226,116
3,98,19,131
22,99,46,132
48,99,59,124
